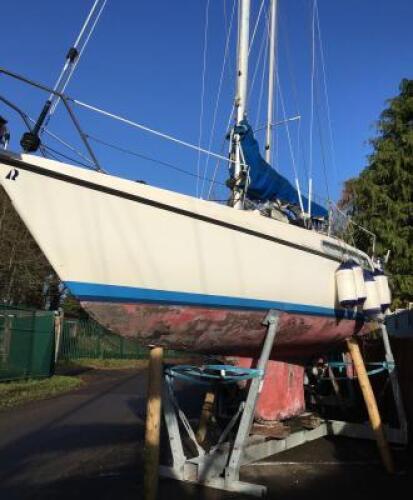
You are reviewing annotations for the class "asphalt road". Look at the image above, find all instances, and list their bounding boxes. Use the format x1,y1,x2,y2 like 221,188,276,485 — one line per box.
0,368,411,500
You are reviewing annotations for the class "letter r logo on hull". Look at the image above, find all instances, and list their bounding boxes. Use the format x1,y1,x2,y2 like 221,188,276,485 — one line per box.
5,168,19,181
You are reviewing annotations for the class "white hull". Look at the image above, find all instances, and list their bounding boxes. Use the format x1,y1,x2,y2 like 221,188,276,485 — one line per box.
0,151,370,318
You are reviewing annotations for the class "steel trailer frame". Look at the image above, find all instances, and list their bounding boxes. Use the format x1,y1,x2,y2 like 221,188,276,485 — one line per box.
159,311,408,497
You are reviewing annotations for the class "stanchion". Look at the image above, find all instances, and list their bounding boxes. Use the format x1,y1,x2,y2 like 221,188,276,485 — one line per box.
144,346,164,500
346,336,395,474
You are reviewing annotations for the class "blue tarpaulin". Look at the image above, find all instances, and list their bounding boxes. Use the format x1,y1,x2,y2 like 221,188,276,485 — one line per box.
236,120,328,218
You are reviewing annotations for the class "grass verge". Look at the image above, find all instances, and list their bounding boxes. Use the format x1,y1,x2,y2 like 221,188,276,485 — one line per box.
57,356,201,372
58,358,148,370
0,376,82,410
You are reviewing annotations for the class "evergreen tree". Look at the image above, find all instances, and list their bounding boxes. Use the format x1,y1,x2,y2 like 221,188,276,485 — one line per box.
0,186,61,308
340,79,413,307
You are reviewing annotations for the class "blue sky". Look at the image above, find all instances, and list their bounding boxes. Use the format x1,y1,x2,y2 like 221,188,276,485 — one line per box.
1,0,412,205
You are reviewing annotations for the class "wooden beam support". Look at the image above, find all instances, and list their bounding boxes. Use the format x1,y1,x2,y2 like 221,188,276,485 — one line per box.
196,389,215,445
54,309,64,363
346,337,395,474
144,346,164,500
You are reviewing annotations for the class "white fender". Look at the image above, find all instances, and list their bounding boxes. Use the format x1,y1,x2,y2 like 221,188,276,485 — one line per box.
349,259,367,305
374,268,391,312
336,261,357,308
363,269,381,317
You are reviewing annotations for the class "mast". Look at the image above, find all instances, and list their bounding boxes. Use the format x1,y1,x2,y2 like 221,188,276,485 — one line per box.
265,0,277,164
231,0,250,209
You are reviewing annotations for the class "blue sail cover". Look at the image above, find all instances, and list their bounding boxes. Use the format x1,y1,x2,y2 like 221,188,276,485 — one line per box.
236,120,328,218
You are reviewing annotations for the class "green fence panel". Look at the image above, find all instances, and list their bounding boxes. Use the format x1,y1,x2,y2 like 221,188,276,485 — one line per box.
0,304,184,380
59,317,182,361
0,305,55,381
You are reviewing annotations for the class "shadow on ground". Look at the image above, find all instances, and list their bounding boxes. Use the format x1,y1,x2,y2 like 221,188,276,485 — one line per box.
0,368,412,500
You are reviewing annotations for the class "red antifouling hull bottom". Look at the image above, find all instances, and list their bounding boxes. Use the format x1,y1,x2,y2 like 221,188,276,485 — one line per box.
81,301,370,361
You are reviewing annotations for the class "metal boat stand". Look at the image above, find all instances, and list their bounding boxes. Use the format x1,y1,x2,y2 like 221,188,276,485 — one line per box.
159,311,408,497
379,321,408,442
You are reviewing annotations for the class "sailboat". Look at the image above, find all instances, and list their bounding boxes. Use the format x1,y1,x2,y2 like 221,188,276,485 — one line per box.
0,0,386,416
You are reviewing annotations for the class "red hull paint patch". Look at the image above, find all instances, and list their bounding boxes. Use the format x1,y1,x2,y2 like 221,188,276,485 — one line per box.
81,301,369,361
230,357,305,421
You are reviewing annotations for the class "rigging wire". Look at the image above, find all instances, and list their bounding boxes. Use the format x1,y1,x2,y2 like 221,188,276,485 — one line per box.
200,0,236,199
223,0,228,30
279,8,301,124
308,0,317,217
59,0,108,98
206,102,234,201
0,94,90,165
206,87,238,201
247,13,268,105
314,1,337,179
41,146,69,164
248,0,266,55
278,79,305,214
41,144,93,169
207,1,268,201
312,5,331,205
72,98,246,167
223,0,236,83
88,135,226,186
254,30,269,131
279,6,309,192
315,92,331,201
280,2,309,199
253,5,271,136
45,0,108,124
26,115,94,166
206,0,270,201
196,0,210,198
48,0,101,98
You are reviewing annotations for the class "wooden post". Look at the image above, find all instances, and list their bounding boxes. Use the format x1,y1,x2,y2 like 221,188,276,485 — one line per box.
327,364,346,412
54,309,64,363
144,346,164,500
196,389,215,445
346,337,395,474
3,315,12,360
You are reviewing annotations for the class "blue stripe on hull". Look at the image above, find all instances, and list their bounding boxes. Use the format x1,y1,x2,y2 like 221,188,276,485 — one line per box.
65,281,362,320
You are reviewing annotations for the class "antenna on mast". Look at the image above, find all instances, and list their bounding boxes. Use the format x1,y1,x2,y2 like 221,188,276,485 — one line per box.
265,0,277,165
230,0,250,209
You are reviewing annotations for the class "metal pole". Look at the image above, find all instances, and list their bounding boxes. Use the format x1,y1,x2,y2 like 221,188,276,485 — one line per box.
236,0,250,126
162,376,187,475
380,322,408,438
225,310,279,485
232,0,250,210
0,68,102,171
25,0,106,148
61,98,103,172
0,96,32,131
307,0,316,219
265,0,277,164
